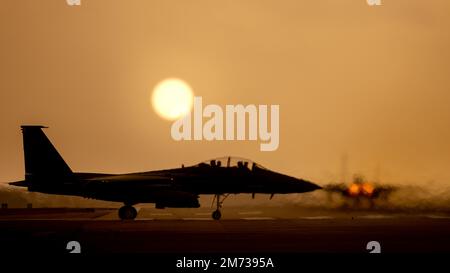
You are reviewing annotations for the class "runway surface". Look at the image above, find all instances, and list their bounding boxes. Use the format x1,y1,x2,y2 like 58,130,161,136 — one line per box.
1,207,450,254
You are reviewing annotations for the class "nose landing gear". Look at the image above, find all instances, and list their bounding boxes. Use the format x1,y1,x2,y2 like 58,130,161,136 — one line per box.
212,209,221,220
211,194,229,220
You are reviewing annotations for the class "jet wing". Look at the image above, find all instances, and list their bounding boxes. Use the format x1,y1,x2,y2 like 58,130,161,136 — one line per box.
83,173,199,208
85,173,173,183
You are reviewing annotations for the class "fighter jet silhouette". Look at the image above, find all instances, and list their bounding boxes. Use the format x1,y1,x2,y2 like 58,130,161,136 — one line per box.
9,126,321,220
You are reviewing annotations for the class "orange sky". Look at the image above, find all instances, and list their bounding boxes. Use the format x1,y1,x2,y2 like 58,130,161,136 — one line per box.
1,0,450,187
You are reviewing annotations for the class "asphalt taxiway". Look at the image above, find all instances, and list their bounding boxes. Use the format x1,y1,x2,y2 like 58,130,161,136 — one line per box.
1,207,450,254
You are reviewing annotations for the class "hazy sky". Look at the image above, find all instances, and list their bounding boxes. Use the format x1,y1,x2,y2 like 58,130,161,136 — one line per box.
1,0,449,187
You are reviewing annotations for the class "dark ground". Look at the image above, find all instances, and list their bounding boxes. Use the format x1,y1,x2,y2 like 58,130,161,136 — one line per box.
1,207,450,254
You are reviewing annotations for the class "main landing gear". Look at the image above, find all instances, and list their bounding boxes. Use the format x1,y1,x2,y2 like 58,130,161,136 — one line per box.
118,205,137,220
211,194,229,220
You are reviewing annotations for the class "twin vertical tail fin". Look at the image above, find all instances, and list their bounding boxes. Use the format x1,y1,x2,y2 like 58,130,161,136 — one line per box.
21,125,73,185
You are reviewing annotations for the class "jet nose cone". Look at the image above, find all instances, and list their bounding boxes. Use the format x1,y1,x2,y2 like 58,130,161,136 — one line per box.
305,181,322,191
296,179,322,192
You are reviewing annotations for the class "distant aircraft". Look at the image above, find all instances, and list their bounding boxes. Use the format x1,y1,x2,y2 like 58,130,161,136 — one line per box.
9,126,321,220
323,174,396,208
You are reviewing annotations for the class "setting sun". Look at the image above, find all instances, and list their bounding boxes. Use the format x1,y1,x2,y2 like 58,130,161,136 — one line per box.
152,78,194,120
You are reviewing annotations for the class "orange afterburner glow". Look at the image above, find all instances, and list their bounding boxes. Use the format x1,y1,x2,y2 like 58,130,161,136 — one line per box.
362,183,375,197
348,183,360,196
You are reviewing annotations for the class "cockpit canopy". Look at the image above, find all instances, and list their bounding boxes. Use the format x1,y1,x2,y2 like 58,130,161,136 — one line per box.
193,156,268,171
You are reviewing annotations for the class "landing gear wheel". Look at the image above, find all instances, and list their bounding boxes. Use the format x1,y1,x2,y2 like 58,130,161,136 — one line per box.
211,194,229,220
119,205,137,220
212,210,222,220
